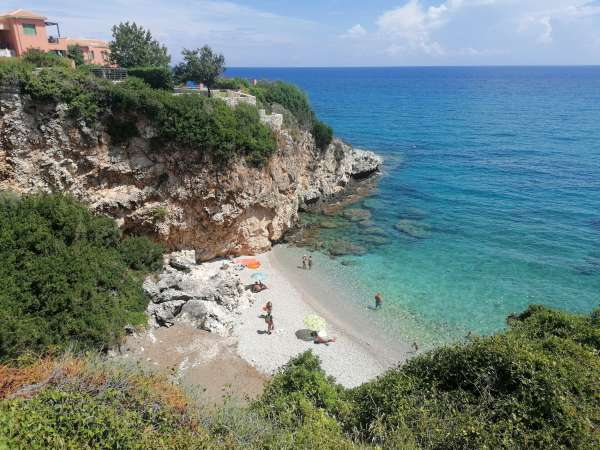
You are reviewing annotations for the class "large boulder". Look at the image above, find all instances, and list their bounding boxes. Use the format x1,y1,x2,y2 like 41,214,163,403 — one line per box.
351,149,383,179
143,252,253,334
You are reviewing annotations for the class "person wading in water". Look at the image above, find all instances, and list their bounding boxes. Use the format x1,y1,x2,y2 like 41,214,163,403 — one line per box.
374,292,383,309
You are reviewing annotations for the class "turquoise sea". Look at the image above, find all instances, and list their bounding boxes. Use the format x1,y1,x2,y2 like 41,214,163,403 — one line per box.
229,67,600,348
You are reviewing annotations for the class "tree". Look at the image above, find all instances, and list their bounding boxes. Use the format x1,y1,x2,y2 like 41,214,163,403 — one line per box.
174,46,225,96
109,22,170,68
66,44,84,66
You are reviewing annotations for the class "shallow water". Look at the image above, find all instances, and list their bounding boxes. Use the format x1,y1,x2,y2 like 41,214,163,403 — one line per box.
230,67,600,348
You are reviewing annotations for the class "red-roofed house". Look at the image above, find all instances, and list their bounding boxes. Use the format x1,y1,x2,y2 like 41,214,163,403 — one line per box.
0,9,110,65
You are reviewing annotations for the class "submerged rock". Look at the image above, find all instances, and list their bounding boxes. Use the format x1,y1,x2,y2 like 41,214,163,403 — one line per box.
398,207,428,221
319,219,344,229
342,208,372,222
395,219,431,239
143,252,253,335
360,235,390,246
328,239,367,256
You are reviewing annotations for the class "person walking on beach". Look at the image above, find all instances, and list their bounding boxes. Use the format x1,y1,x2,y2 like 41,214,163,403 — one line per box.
308,255,313,270
302,255,308,270
374,292,383,309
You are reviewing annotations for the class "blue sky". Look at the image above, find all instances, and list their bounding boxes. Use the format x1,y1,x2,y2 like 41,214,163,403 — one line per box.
4,1,600,66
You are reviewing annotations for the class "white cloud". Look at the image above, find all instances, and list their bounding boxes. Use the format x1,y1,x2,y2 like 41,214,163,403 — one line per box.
374,0,496,55
341,24,367,39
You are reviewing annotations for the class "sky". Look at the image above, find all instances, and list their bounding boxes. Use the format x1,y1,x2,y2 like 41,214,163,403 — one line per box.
4,1,600,66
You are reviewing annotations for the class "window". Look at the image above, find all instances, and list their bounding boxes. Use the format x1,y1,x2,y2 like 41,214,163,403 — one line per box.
22,24,37,36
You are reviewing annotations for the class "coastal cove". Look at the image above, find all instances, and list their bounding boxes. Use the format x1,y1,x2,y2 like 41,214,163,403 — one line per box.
229,66,600,347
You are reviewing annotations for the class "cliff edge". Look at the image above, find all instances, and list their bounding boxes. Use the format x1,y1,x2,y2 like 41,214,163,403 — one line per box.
0,91,381,260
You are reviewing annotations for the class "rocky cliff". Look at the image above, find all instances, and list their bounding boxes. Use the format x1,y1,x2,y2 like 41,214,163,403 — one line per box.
0,91,381,260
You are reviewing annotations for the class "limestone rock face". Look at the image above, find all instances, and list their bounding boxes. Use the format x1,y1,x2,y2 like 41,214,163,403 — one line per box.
0,92,382,260
143,252,253,335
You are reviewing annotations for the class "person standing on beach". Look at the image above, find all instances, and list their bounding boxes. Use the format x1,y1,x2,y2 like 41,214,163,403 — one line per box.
374,292,383,309
263,301,274,334
308,255,313,270
302,255,308,270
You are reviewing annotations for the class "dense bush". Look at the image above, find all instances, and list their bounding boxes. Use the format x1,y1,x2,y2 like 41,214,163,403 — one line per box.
158,95,277,166
0,305,597,448
213,76,251,90
250,306,600,449
0,356,211,449
2,61,276,166
22,48,72,68
312,120,333,150
128,66,174,90
250,80,315,129
0,193,163,362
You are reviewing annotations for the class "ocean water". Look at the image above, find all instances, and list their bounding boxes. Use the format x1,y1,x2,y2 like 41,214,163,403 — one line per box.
228,67,600,348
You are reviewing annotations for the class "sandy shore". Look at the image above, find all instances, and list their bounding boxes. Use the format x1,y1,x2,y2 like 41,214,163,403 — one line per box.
234,247,407,388
120,245,408,402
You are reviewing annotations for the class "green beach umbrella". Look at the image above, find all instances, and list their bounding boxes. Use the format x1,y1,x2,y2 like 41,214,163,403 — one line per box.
304,314,327,332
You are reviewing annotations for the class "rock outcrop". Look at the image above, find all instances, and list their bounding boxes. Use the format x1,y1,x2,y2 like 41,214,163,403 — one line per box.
144,251,253,335
0,92,382,260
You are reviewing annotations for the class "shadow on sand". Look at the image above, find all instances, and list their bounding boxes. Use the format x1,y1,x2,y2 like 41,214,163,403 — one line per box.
295,329,315,342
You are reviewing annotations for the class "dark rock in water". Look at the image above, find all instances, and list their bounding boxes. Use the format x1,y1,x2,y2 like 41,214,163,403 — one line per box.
319,219,343,229
328,239,367,256
342,208,372,222
395,219,431,239
340,260,357,266
360,235,390,246
589,218,600,231
361,198,380,210
362,226,388,237
398,207,427,221
357,220,375,229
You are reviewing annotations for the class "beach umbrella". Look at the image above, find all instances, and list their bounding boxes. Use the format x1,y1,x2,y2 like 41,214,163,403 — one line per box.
303,314,327,332
251,272,268,282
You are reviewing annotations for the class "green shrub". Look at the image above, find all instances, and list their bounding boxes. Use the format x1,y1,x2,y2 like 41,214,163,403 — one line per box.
119,236,165,271
0,193,163,362
0,356,212,449
254,351,349,427
107,116,140,144
0,63,308,166
22,48,71,68
213,76,250,90
312,120,333,151
128,66,174,90
250,81,315,129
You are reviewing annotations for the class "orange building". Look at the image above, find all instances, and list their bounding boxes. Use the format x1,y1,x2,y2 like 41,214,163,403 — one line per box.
0,9,110,66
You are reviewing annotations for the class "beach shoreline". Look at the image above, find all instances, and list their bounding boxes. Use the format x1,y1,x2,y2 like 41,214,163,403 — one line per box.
233,245,408,388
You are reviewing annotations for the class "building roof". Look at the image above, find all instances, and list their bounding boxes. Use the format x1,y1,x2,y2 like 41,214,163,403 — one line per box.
63,38,109,49
0,9,47,20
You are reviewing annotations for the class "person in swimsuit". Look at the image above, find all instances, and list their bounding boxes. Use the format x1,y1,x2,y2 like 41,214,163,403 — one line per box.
375,292,383,309
265,312,274,334
263,301,274,334
313,330,336,345
308,255,313,270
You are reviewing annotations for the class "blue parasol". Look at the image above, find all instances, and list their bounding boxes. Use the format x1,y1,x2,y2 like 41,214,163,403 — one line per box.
251,272,268,282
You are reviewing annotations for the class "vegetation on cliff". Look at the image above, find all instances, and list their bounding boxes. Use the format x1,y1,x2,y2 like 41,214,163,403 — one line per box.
0,193,163,362
0,59,277,166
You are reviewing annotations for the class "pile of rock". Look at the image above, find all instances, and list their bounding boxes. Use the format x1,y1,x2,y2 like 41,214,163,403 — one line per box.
143,251,253,336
